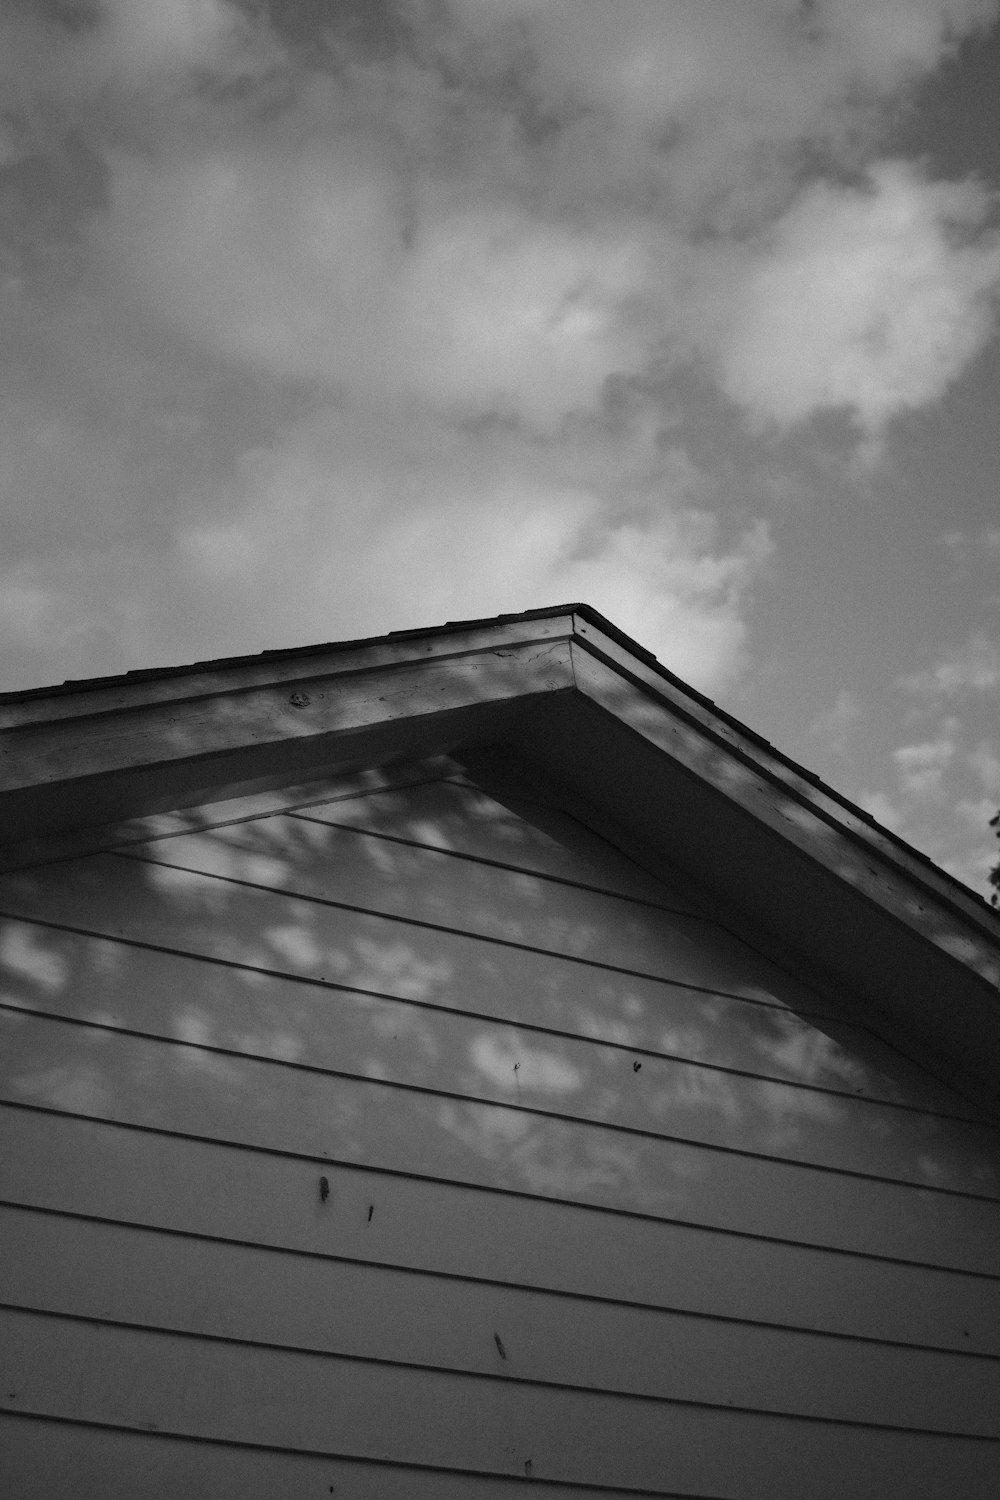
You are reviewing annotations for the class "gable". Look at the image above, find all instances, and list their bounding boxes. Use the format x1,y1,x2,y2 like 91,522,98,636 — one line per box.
3,748,1000,1494
2,754,993,1196
3,604,996,1113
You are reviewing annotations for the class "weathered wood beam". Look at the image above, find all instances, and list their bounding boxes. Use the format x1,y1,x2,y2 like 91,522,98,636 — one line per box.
0,632,574,844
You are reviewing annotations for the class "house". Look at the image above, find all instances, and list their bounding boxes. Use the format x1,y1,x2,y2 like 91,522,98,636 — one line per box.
1,602,998,1497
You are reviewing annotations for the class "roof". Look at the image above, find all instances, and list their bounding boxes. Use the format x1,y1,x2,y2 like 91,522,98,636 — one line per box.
2,602,998,1110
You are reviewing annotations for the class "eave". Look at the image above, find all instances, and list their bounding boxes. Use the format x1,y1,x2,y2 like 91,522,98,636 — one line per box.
1,604,998,1108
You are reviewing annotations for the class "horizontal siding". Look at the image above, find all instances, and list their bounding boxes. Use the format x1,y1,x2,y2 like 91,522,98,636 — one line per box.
3,1310,999,1499
0,1415,667,1500
5,1105,998,1355
116,822,830,1011
1,867,984,1124
298,773,707,907
0,855,831,1027
3,1010,1000,1269
3,758,999,1495
4,1205,998,1433
1,926,996,1193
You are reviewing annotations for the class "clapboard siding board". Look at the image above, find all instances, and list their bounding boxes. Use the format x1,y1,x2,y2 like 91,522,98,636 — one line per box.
114,824,834,1011
4,1205,998,1434
3,1311,999,1500
0,851,838,1036
0,1417,670,1500
5,1008,1000,1268
2,755,999,1497
1,847,987,1126
0,916,911,1115
3,901,971,1126
2,926,996,1190
6,1107,999,1356
296,772,717,908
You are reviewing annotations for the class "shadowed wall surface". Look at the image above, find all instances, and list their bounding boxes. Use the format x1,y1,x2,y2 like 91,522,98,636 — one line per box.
1,753,998,1497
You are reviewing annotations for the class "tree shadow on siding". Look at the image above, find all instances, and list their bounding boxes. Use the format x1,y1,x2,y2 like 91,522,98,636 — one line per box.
1,767,998,1233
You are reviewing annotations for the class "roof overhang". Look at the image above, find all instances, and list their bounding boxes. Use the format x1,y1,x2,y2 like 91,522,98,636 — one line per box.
2,604,999,1109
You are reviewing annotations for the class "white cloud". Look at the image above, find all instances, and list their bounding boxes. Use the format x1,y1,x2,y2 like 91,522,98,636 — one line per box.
450,1,997,146
396,210,655,428
76,4,1000,448
0,354,767,695
900,631,1000,696
968,743,1000,796
701,161,1000,433
0,543,173,690
954,795,998,829
173,410,770,691
550,512,771,682
892,721,960,798
858,711,1000,902
809,689,863,754
96,133,666,431
1,0,999,758
817,0,998,82
91,0,261,79
447,0,999,226
0,0,281,137
938,525,1000,565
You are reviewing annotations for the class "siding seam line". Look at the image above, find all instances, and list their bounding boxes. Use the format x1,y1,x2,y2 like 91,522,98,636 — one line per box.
4,1099,999,1281
7,1001,998,1202
0,777,451,875
4,1303,999,1440
0,1410,726,1498
0,941,976,1124
99,852,874,1020
0,900,835,1022
5,909,986,1127
4,1199,998,1362
285,810,713,922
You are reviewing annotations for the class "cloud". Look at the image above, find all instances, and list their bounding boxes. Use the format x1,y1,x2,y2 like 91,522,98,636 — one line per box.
172,408,769,690
859,713,1000,901
968,743,1000,796
892,722,960,798
1,0,999,755
954,794,998,828
809,689,863,754
0,0,279,110
0,385,768,695
900,630,1000,696
99,141,659,428
83,0,264,80
76,4,1000,447
699,161,1000,433
449,1,998,156
938,525,1000,565
816,0,999,80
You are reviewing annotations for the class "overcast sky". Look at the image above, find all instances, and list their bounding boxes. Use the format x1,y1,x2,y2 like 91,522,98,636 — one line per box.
2,0,1000,896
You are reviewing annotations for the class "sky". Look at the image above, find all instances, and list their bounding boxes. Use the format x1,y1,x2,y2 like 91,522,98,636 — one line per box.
1,0,1000,900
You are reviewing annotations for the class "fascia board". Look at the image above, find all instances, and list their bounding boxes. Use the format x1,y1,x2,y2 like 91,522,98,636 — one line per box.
0,613,575,730
569,610,996,940
0,632,575,846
